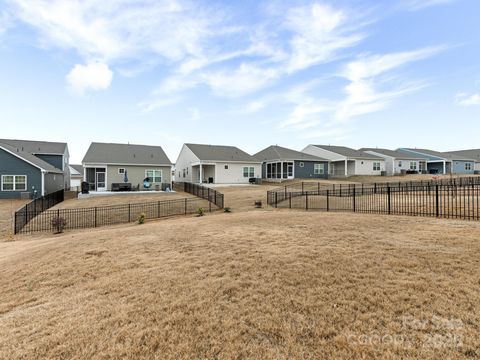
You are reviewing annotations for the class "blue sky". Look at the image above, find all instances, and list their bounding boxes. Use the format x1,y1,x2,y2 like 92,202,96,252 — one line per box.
0,0,479,163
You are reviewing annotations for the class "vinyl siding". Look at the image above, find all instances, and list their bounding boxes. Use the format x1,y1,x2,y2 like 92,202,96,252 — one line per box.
294,160,328,178
106,165,172,190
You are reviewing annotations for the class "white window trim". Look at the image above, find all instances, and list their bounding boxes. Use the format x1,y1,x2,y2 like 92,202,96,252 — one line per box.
243,166,255,178
373,162,381,171
145,169,163,183
118,168,126,174
1,175,27,191
314,163,324,175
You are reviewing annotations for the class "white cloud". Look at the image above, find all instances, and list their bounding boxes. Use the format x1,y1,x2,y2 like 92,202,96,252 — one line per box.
403,0,457,11
285,3,365,73
455,93,480,106
66,62,113,95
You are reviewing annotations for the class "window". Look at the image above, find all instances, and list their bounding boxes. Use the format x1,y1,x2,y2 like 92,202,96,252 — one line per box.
465,163,472,171
183,169,185,178
225,165,229,169
118,168,125,174
373,162,381,171
243,166,254,177
398,161,402,167
410,162,417,170
2,175,26,191
314,163,325,175
299,162,304,168
146,170,162,183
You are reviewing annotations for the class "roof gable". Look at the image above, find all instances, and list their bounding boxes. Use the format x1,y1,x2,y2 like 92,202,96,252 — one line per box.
0,139,67,155
360,148,426,160
185,143,260,162
82,142,172,165
0,142,63,173
254,145,327,162
311,145,382,160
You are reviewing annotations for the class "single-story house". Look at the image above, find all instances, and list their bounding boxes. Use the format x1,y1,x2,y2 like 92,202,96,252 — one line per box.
302,145,385,177
69,164,84,191
0,140,64,199
444,149,480,173
360,148,427,176
397,148,475,174
254,145,329,181
0,138,70,190
82,142,172,191
175,143,262,184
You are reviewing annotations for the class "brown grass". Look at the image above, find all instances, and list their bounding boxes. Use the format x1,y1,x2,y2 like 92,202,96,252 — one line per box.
1,209,479,359
0,199,29,240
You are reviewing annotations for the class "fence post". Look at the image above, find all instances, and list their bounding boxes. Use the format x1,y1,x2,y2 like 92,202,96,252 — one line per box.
128,204,131,222
275,192,278,208
14,213,17,234
158,201,161,218
353,187,356,212
387,185,391,215
289,193,292,209
374,183,377,194
326,190,329,211
435,185,439,217
94,207,97,227
305,192,308,211
185,198,188,214
302,182,304,194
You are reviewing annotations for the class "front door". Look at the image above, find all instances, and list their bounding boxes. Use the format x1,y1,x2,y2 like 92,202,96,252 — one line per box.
287,163,294,179
96,172,106,191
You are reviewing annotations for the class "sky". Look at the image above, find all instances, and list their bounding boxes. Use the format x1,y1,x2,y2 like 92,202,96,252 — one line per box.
0,0,479,164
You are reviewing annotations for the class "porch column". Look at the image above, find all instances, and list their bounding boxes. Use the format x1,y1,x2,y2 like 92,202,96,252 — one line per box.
199,164,203,183
281,162,284,180
345,159,348,177
443,161,446,175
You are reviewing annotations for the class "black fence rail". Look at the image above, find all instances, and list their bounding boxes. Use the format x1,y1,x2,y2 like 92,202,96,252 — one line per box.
267,176,480,206
174,182,225,209
14,190,65,234
16,197,218,234
274,183,480,221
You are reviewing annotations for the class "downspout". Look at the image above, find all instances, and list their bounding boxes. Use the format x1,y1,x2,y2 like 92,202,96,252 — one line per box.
41,171,45,196
345,159,348,177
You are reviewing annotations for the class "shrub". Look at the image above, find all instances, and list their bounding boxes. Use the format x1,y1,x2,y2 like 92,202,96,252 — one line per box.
137,213,146,224
51,217,67,234
224,207,231,213
197,207,204,217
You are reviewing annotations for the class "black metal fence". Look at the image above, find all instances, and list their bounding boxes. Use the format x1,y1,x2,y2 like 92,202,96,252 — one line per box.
273,183,480,221
267,176,480,206
14,183,224,234
14,190,65,234
174,182,224,209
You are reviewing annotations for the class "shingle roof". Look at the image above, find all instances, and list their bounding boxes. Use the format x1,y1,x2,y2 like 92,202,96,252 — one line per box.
444,149,480,162
254,145,328,162
0,142,63,173
69,164,84,176
0,139,67,155
185,143,261,162
360,148,426,160
311,145,382,160
400,148,474,161
82,142,172,165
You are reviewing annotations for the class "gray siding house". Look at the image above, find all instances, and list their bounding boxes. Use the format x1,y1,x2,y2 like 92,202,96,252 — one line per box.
82,142,172,191
397,148,475,174
0,138,70,190
254,145,329,181
360,148,427,176
0,141,64,199
444,149,480,173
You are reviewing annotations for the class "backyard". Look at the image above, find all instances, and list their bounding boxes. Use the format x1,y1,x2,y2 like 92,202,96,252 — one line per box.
0,176,479,358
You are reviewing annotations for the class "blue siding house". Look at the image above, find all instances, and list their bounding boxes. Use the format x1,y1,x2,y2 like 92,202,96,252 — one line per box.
0,140,67,199
254,145,329,181
397,148,475,174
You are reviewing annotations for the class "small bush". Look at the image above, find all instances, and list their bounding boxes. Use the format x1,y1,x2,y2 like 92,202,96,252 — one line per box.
51,217,67,234
224,207,231,213
254,200,262,208
197,207,204,217
137,213,146,224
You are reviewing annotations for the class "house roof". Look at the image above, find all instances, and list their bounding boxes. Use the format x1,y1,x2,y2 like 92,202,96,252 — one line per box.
69,164,84,176
0,139,67,155
400,148,474,162
311,145,382,160
444,149,480,162
0,141,63,173
254,145,328,162
360,148,426,160
82,142,172,165
185,143,260,163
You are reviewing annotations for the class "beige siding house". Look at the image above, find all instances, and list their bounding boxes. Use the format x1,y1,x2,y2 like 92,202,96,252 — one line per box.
82,142,172,191
302,145,385,177
175,143,262,184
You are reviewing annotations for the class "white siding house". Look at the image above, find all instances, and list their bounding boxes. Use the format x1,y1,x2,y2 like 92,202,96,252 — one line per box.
175,144,262,184
360,148,426,176
302,145,385,177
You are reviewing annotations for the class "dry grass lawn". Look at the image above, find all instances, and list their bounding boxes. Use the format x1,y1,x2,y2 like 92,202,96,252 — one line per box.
0,199,29,240
1,209,479,359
